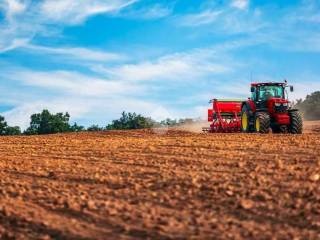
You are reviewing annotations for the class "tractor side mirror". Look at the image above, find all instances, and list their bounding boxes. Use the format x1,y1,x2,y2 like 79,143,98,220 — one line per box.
290,86,294,92
250,87,255,93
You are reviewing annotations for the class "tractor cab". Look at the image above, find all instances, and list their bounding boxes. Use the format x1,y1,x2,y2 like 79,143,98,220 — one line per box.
250,82,295,113
250,82,290,102
241,81,302,134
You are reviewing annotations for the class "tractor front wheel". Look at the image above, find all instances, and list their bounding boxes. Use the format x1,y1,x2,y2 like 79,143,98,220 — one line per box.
254,112,270,133
289,111,303,134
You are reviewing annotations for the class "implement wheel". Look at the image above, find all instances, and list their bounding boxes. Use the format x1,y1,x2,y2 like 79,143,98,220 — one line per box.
241,105,252,133
289,111,303,134
255,112,270,133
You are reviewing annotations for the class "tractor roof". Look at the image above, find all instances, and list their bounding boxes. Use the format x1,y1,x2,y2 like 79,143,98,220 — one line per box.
251,82,286,87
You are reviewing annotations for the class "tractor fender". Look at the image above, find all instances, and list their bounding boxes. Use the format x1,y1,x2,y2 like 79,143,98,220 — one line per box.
241,101,255,117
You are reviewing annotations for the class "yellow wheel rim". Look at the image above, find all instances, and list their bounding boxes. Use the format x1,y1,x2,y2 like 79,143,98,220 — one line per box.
242,112,248,131
255,118,260,132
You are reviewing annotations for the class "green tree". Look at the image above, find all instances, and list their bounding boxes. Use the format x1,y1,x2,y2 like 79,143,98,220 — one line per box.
5,126,21,135
0,116,8,135
25,109,72,135
106,112,155,130
87,125,104,131
0,115,21,136
295,91,320,120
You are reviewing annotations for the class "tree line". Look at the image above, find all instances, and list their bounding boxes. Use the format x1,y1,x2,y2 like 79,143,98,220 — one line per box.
294,91,320,121
1,90,317,136
0,110,197,136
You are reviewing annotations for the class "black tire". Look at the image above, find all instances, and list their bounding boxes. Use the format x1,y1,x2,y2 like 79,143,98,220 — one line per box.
289,111,303,134
272,125,288,134
255,112,270,133
241,105,253,133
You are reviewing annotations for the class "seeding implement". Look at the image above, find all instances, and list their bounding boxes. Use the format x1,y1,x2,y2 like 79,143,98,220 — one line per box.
205,81,303,134
203,99,242,133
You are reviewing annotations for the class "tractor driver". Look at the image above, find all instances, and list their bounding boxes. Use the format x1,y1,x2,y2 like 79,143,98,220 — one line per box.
261,87,273,100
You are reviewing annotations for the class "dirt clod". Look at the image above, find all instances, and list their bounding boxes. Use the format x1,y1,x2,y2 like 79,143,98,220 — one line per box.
310,173,320,182
240,199,255,210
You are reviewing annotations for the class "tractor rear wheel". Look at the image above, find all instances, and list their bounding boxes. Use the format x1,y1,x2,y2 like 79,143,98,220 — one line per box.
254,112,270,133
289,111,303,134
241,105,252,133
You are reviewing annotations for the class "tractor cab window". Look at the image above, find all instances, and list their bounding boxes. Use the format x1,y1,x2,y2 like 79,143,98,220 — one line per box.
251,87,257,101
257,85,284,101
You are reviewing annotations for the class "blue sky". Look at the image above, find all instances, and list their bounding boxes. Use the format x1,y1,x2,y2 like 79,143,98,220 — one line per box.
0,0,319,128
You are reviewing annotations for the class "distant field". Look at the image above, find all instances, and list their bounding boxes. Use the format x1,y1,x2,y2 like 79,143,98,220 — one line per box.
0,125,320,239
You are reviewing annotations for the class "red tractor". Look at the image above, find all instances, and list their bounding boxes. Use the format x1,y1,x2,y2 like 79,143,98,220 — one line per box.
241,82,302,134
205,81,303,134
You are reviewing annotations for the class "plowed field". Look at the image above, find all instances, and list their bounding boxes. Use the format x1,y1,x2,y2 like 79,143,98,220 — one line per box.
1,125,320,239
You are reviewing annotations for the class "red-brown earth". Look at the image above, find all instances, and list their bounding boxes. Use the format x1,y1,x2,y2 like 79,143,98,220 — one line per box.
0,122,320,239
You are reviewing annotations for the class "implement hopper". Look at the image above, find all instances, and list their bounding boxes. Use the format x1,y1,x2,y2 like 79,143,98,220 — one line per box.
204,99,243,133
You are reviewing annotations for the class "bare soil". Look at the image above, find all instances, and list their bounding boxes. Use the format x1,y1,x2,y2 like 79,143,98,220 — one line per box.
0,124,320,239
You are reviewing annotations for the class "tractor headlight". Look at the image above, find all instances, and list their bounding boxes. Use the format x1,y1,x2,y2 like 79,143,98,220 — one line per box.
283,103,288,107
275,103,281,107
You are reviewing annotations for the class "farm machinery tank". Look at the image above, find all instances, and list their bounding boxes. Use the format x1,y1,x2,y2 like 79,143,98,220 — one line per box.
205,81,303,134
204,99,242,133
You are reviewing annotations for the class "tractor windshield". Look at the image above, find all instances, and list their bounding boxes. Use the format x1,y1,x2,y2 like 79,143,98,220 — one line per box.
257,85,284,101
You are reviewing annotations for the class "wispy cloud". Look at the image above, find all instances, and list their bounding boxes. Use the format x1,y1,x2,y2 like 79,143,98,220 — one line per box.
92,49,231,82
39,0,138,25
0,37,29,53
175,3,264,34
2,69,143,97
24,44,126,62
231,0,249,10
177,10,222,26
0,39,242,128
118,3,172,20
3,0,27,20
0,0,138,52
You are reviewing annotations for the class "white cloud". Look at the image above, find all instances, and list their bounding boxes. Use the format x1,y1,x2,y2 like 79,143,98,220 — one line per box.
0,41,241,129
139,4,172,19
231,0,249,10
0,37,29,53
94,49,231,82
177,10,222,26
175,4,264,34
5,70,143,97
3,0,27,20
119,3,172,20
0,0,138,52
40,0,138,25
3,99,92,129
289,75,320,101
2,95,172,130
24,44,126,62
